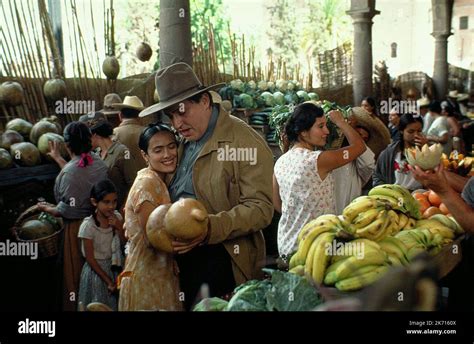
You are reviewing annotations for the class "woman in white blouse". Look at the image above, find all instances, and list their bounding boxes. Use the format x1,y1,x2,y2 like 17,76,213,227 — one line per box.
273,103,366,257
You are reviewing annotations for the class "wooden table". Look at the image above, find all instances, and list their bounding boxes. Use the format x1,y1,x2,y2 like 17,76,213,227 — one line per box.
433,235,464,279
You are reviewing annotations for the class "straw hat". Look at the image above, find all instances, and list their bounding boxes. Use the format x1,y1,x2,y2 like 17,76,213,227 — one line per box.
457,93,469,102
448,90,459,98
139,62,225,117
100,93,122,115
112,95,145,111
417,97,430,108
350,107,391,158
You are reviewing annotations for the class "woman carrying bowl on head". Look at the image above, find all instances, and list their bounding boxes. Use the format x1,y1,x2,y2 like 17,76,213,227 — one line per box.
272,102,366,258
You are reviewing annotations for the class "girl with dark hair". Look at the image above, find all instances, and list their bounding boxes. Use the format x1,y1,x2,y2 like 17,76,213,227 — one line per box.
373,114,428,190
119,123,183,311
273,103,366,257
78,179,125,311
83,112,141,211
37,121,108,311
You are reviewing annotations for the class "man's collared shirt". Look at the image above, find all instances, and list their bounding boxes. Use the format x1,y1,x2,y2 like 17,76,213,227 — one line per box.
169,106,219,201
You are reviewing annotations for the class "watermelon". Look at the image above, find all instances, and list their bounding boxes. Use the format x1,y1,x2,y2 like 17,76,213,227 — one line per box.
6,118,33,140
0,148,13,169
0,130,24,150
10,142,41,166
30,121,59,145
37,133,67,160
19,219,55,240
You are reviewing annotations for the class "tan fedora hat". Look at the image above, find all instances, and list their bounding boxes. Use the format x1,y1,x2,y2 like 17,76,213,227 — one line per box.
112,95,145,111
100,93,122,115
139,62,225,117
350,107,391,158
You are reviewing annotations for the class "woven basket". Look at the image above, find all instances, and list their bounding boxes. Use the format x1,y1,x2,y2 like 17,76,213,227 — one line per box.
10,204,63,258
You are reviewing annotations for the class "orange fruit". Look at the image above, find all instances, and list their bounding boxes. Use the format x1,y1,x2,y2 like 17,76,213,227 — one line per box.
439,203,450,215
423,191,431,198
418,198,431,214
428,191,442,207
423,206,442,218
414,193,428,202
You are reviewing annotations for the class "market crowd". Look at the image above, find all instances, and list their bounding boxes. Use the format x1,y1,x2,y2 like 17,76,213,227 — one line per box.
37,62,474,311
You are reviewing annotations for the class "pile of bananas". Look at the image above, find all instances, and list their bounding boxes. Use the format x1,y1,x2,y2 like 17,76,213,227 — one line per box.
395,215,464,258
287,184,465,292
342,184,422,241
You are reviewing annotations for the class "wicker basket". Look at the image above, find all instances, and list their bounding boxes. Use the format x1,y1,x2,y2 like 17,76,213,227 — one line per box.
10,204,63,258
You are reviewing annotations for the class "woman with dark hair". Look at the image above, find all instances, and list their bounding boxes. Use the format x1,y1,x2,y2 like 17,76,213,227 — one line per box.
80,111,140,211
273,103,366,257
373,114,428,190
37,121,108,311
441,103,464,153
361,96,385,124
425,101,451,154
118,123,183,311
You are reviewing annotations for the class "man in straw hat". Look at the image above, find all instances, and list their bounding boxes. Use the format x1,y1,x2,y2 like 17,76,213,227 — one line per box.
112,95,147,170
139,62,273,309
349,106,391,160
332,107,376,213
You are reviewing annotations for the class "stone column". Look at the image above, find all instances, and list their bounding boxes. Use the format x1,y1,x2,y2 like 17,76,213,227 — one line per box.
347,0,380,105
431,0,454,100
159,0,193,68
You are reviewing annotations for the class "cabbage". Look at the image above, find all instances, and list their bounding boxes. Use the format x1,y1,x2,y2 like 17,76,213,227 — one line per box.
296,90,309,102
238,93,254,109
267,81,275,92
257,80,268,91
230,79,244,92
193,297,229,311
276,79,288,92
284,93,298,105
246,80,256,90
308,92,319,101
287,81,296,91
260,91,275,107
273,91,285,106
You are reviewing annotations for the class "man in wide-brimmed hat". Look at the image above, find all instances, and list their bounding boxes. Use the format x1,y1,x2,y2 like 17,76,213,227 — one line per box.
100,93,122,125
112,95,147,170
332,107,376,212
139,62,274,309
349,106,391,160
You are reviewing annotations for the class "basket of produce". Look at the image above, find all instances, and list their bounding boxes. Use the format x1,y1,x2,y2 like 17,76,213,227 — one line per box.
10,203,63,258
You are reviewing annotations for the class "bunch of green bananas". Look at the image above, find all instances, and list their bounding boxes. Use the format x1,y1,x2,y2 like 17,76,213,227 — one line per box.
323,239,390,292
368,184,421,220
395,217,457,260
378,236,411,266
